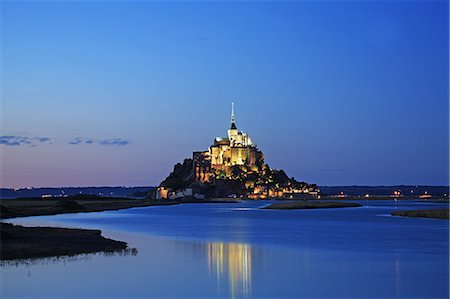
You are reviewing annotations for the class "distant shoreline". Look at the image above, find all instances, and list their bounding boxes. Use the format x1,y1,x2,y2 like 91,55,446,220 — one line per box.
0,196,240,219
265,196,448,201
262,201,362,210
2,185,448,201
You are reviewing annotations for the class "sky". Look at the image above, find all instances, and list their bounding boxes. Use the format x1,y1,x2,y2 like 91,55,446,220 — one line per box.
1,0,448,188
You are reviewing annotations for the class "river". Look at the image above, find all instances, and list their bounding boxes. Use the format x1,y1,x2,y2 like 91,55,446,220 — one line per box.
1,200,448,298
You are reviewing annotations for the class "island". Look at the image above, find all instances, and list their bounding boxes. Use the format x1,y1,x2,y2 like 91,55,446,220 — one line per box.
1,223,130,260
156,103,320,200
262,201,362,210
391,209,449,220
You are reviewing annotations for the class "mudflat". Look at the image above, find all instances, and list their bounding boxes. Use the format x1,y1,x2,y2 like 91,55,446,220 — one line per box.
262,201,362,210
391,209,449,220
0,196,178,219
1,223,130,260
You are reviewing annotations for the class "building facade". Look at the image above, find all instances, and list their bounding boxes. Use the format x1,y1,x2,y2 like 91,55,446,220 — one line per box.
193,103,264,183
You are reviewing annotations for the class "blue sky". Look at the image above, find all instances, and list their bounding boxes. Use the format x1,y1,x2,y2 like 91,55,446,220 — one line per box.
1,0,448,188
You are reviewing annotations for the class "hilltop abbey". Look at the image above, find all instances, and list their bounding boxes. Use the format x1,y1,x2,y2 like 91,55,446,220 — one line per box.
193,103,264,183
156,103,319,200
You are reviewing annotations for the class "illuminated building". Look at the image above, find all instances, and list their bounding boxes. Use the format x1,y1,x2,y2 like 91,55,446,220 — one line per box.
193,103,264,183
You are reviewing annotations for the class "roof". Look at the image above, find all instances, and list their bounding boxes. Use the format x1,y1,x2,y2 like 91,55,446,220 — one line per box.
230,122,237,130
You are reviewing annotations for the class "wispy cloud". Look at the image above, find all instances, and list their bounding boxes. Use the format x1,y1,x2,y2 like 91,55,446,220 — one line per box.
1,135,130,147
0,135,52,146
98,139,130,146
68,137,94,145
34,137,51,143
68,137,130,146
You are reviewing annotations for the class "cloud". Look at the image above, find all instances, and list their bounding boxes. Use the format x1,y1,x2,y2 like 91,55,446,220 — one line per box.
0,135,52,146
98,139,130,146
34,137,51,142
68,137,130,146
68,138,83,145
1,135,130,147
68,137,94,145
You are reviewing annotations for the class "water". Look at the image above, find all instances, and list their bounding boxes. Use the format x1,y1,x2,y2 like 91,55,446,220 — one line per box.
1,200,448,298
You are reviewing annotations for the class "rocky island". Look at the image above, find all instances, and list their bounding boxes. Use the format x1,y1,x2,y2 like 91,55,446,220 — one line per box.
156,103,319,200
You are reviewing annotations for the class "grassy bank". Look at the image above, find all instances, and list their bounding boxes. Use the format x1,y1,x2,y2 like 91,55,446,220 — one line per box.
0,196,240,219
391,209,449,220
1,223,130,260
0,196,181,219
262,201,362,210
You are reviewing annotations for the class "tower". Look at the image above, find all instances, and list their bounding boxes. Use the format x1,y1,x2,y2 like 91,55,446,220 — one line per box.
231,102,237,130
228,102,238,144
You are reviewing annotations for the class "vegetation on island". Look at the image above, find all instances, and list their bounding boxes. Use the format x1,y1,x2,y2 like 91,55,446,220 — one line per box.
0,223,131,260
392,209,449,220
160,159,194,191
159,158,318,199
262,201,362,210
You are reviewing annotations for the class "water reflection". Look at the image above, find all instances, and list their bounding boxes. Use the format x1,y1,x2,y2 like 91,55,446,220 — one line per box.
206,242,252,298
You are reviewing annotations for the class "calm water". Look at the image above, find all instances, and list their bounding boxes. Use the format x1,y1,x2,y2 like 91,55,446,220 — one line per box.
1,200,449,298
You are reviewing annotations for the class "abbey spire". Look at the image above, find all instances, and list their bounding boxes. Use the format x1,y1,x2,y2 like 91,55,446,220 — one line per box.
230,102,237,130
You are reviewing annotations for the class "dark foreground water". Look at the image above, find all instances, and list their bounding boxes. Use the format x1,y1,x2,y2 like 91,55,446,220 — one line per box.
1,200,448,298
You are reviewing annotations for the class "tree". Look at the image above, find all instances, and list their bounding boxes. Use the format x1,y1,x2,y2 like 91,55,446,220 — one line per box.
231,165,243,179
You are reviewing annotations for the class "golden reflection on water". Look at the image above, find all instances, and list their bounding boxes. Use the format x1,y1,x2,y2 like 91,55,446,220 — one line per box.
206,242,252,298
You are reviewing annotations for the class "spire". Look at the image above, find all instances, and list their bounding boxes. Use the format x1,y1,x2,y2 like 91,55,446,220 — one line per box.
231,102,235,123
230,102,237,130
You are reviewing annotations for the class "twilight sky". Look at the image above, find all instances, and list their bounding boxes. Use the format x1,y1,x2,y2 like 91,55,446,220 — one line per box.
1,0,448,188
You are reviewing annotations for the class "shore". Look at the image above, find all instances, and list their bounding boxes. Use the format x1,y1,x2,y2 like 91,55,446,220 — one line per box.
0,196,179,219
262,201,362,210
391,209,449,220
1,223,130,260
320,196,449,201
